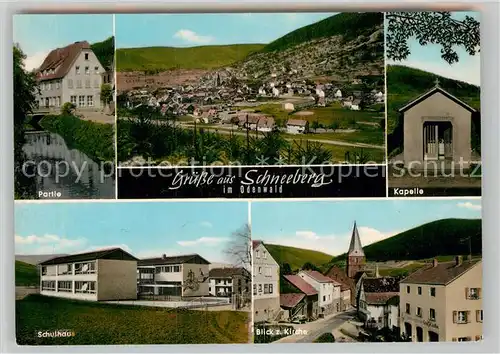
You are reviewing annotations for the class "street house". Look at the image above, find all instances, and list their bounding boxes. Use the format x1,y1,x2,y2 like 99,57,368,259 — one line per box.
357,275,400,330
253,241,281,323
208,267,250,297
298,270,341,316
398,82,478,170
324,265,353,310
286,119,309,134
282,274,319,320
35,41,106,110
399,257,482,342
137,253,210,297
39,247,138,301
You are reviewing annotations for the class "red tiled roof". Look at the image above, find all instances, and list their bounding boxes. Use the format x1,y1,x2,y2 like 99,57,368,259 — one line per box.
284,275,318,296
324,266,354,291
280,293,306,308
365,292,399,305
401,259,481,285
252,240,262,249
36,41,90,81
303,270,335,283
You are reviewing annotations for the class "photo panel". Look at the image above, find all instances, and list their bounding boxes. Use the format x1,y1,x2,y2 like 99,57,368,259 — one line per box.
13,14,116,200
115,12,388,198
14,201,252,345
385,11,481,197
251,198,482,343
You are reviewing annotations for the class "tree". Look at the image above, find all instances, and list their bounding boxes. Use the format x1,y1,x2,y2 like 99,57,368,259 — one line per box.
386,12,480,65
311,120,320,133
61,102,76,115
301,262,321,272
329,121,340,132
281,263,292,276
224,224,251,276
13,45,39,198
100,83,113,104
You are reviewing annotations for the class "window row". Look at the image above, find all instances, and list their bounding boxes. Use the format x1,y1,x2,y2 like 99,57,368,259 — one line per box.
75,65,100,75
68,78,100,89
70,95,95,107
40,80,61,91
405,304,483,323
256,266,273,276
41,280,96,294
254,249,267,259
405,285,481,299
253,283,274,295
155,265,181,273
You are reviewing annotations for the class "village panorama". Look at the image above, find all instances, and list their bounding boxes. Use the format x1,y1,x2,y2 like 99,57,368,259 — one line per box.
115,12,386,167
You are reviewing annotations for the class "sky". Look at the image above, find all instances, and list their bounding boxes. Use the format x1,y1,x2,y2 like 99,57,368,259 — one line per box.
15,201,248,265
386,11,481,86
115,13,335,48
251,199,482,256
13,14,113,71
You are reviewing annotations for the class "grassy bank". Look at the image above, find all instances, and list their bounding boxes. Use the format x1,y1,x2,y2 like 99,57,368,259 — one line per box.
16,295,250,345
15,261,38,286
40,115,114,163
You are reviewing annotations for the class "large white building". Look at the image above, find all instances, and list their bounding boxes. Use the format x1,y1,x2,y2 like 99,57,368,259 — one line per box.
208,267,251,297
39,248,138,301
253,241,281,323
35,40,106,110
137,254,210,297
298,270,341,316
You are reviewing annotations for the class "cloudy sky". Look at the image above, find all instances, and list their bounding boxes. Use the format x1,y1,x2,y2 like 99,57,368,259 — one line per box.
115,13,335,48
15,201,248,264
13,14,113,71
386,11,480,86
251,199,482,256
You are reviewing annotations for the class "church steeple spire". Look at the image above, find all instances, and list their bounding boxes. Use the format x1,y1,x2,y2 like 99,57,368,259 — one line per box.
348,221,365,257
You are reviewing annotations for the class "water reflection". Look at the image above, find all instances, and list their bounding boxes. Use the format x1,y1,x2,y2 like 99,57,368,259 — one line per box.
22,131,115,199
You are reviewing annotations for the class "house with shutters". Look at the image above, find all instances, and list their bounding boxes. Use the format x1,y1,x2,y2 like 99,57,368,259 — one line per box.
399,257,482,342
38,247,138,301
253,240,281,323
35,40,106,110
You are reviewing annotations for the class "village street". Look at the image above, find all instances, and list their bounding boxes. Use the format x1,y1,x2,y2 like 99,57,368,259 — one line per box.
275,308,357,343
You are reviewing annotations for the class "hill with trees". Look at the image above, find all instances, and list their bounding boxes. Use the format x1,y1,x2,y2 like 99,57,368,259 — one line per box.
330,218,482,263
387,65,480,156
91,36,115,70
262,12,383,53
15,261,38,286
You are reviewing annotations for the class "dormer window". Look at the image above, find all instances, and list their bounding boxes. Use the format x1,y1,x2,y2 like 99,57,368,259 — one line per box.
85,53,89,60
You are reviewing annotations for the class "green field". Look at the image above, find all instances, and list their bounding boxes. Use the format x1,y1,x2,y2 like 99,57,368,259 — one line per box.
264,244,333,272
15,261,38,286
16,295,250,345
116,44,265,71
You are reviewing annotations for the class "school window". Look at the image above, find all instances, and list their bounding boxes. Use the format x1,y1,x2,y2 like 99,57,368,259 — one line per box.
57,281,72,292
75,281,96,294
430,287,436,297
70,96,77,105
75,66,80,75
41,280,56,291
76,80,82,88
429,308,436,321
476,310,483,322
405,303,410,314
78,95,85,107
418,286,422,295
87,96,93,107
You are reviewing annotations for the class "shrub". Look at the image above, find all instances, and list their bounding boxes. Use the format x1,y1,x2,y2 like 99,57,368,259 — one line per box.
61,102,76,115
314,332,336,343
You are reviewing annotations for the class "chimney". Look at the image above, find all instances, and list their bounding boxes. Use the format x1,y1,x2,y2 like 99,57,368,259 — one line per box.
432,259,438,267
455,256,463,266
162,254,167,260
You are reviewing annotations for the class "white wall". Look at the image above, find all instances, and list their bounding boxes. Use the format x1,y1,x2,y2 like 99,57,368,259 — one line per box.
298,272,334,307
253,244,279,300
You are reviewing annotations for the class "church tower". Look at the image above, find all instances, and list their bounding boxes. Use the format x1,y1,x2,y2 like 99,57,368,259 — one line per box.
346,221,366,278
